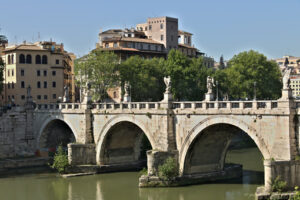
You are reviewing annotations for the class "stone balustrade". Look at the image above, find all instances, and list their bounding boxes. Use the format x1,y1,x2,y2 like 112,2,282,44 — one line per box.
34,100,285,111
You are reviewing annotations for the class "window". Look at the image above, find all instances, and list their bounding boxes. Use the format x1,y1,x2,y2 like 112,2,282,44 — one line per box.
37,81,41,88
21,69,25,76
113,91,117,98
113,42,118,48
43,70,47,76
12,83,14,89
132,43,136,48
42,55,48,64
36,55,41,64
37,95,41,100
105,43,109,48
21,81,25,88
19,54,25,64
149,25,152,30
44,95,47,100
12,95,14,100
52,81,56,88
52,94,56,99
12,69,14,76
7,69,10,77
56,59,59,65
161,35,164,41
26,55,32,64
148,44,151,50
52,71,56,76
160,24,163,29
7,82,10,89
37,70,41,76
145,27,148,31
44,81,47,88
11,55,14,64
21,95,25,100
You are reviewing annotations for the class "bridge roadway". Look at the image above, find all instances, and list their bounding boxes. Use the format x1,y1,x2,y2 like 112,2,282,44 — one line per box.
32,97,300,192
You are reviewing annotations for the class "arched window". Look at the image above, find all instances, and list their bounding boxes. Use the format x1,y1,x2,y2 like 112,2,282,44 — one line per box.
8,55,11,64
36,55,41,64
11,55,14,64
42,55,48,64
26,55,32,64
19,54,25,64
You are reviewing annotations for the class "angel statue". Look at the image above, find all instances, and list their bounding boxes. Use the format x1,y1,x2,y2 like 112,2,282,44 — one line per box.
206,76,215,94
164,76,171,94
124,81,130,96
282,68,291,90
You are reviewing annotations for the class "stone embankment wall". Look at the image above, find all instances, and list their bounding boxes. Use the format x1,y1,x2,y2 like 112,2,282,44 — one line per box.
0,108,36,158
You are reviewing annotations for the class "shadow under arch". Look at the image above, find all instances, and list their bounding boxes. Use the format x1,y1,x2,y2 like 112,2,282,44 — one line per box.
96,116,154,166
37,118,77,150
179,116,271,175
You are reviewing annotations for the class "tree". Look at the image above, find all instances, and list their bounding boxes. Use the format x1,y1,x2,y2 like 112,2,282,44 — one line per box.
165,49,213,100
220,50,282,100
119,56,165,101
0,57,4,94
75,50,120,101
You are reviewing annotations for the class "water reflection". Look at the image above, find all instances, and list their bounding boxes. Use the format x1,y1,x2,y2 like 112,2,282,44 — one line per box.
0,148,263,200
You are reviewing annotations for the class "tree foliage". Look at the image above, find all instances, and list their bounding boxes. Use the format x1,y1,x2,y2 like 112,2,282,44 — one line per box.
75,49,282,102
119,56,165,101
75,50,120,101
216,50,282,100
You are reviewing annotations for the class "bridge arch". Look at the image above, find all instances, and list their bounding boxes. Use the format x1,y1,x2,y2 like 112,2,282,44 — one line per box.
37,116,77,151
179,116,271,175
96,115,155,165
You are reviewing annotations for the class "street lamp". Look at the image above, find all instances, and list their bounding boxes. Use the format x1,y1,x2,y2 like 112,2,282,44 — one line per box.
216,80,219,101
254,81,257,100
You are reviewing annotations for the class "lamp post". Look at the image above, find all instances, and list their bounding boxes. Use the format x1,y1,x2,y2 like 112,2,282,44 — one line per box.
216,80,219,101
254,81,257,100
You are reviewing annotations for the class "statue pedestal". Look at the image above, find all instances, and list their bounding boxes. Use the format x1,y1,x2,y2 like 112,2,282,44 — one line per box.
123,95,131,102
279,88,293,101
63,96,69,103
160,92,173,109
205,93,214,101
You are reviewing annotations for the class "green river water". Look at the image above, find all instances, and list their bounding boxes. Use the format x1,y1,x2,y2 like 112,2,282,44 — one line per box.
0,147,264,200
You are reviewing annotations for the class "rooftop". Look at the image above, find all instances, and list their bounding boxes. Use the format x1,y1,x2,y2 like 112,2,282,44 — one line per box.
102,37,163,45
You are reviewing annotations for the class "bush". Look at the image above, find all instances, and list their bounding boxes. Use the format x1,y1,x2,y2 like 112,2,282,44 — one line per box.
292,186,300,200
271,176,287,193
158,157,178,180
139,168,148,176
51,145,69,174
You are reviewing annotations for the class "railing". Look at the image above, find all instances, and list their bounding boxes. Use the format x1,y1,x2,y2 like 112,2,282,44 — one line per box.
35,100,281,111
171,100,278,110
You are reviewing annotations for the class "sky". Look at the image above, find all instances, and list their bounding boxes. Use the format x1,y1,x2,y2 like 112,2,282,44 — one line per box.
1,0,299,60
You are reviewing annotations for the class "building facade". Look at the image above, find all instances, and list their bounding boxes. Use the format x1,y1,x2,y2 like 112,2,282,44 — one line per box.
274,56,300,73
97,16,214,66
0,41,75,106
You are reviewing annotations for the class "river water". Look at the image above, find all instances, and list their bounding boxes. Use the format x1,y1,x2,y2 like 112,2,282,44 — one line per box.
0,148,263,200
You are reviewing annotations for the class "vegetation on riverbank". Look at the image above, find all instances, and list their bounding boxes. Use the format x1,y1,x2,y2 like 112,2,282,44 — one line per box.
51,145,69,174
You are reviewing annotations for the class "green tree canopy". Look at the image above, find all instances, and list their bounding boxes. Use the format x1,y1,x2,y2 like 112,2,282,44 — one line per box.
75,50,120,101
119,56,165,101
216,50,282,100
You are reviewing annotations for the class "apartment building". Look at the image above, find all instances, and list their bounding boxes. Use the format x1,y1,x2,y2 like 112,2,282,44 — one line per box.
97,16,214,65
290,75,300,98
0,41,75,106
274,56,300,73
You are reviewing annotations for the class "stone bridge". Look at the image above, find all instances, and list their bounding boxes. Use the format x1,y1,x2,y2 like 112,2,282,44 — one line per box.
31,90,300,192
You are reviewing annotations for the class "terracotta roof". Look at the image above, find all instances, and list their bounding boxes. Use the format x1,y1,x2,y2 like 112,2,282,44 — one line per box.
4,44,46,52
103,37,163,45
178,30,193,35
178,44,196,49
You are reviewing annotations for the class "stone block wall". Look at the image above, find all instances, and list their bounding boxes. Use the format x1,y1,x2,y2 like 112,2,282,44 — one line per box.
0,108,36,158
68,143,96,165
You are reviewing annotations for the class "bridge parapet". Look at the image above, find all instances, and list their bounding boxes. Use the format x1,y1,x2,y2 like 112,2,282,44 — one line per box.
36,103,82,110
